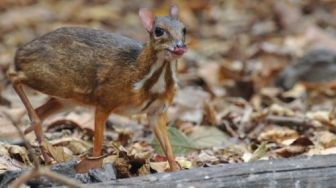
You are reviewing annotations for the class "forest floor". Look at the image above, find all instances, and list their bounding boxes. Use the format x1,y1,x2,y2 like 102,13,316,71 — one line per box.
2,0,336,186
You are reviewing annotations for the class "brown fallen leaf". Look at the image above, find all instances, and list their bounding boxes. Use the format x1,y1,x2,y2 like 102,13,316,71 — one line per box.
114,157,131,178
103,155,118,165
149,161,169,173
138,163,150,176
203,102,219,125
128,142,152,160
275,145,306,158
315,131,336,148
268,104,295,116
306,111,331,125
275,136,313,158
291,136,314,146
0,143,10,157
258,126,299,144
45,142,73,163
196,150,219,166
7,145,32,166
49,137,91,155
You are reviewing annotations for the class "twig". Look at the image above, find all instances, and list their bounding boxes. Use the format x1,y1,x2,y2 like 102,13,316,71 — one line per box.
266,115,313,127
266,115,336,133
223,120,239,137
5,114,86,188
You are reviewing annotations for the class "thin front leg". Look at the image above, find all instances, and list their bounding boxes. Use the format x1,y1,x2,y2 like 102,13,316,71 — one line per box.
93,108,109,157
150,112,177,172
10,78,52,164
74,107,109,173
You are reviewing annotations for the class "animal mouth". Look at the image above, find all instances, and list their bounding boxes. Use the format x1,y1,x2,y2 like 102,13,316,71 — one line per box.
166,47,187,56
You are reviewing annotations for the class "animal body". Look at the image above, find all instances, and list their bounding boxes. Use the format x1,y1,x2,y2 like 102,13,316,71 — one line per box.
10,5,187,172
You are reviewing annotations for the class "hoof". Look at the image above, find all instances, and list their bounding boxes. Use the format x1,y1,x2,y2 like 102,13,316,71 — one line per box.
74,154,106,173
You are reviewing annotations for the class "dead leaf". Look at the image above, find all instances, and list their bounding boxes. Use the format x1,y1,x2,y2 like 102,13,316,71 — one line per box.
49,137,91,155
268,104,295,116
275,145,306,158
258,126,299,144
0,143,9,157
306,111,331,124
45,142,73,163
103,155,118,165
315,131,336,148
281,84,306,99
203,102,219,125
138,163,150,176
291,136,314,146
7,145,32,166
196,150,219,166
114,158,130,178
149,161,169,173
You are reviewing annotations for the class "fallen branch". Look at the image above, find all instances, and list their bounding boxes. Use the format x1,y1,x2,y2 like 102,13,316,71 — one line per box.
91,154,336,188
266,115,313,127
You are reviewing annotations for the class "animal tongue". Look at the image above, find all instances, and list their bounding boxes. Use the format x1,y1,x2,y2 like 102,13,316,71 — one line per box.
173,47,187,55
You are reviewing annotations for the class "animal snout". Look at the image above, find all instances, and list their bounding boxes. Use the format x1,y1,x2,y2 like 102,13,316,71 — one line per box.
173,40,187,55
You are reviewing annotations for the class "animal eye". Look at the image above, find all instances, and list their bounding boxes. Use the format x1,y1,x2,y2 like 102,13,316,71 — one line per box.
154,27,164,37
182,28,186,35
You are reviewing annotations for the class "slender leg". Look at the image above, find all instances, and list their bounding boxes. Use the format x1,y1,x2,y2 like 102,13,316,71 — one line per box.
93,108,109,157
10,78,52,164
36,98,64,121
24,98,64,134
75,107,109,173
150,112,177,172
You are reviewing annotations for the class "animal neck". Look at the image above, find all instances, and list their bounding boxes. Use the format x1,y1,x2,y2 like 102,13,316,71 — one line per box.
133,42,178,95
137,42,157,68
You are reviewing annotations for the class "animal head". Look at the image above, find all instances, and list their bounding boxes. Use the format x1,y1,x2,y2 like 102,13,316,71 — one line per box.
139,5,187,60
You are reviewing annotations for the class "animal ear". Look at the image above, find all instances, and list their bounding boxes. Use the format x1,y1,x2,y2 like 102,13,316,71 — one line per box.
139,8,154,32
170,5,179,19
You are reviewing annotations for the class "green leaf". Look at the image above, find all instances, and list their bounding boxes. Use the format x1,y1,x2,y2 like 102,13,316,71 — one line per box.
248,142,267,162
188,126,229,148
151,127,199,155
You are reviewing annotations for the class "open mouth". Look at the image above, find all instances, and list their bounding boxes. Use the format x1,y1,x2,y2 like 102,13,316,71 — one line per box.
166,47,187,56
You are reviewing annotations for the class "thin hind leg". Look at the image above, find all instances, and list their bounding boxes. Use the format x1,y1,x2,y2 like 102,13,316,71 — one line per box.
36,98,64,121
9,74,52,164
24,98,64,134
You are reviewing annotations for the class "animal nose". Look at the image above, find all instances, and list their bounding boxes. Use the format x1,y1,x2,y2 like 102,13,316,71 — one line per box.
175,40,186,48
173,40,187,55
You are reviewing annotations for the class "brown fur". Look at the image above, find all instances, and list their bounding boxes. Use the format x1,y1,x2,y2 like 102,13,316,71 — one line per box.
13,6,186,171
15,27,180,113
